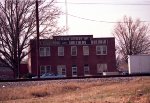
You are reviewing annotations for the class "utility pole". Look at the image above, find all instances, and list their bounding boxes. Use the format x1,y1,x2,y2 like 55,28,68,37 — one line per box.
16,0,20,78
36,0,40,78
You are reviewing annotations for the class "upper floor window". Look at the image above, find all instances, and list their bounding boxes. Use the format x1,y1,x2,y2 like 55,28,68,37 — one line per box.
40,65,51,75
83,46,89,55
58,47,64,56
97,63,107,73
39,47,50,57
96,45,107,55
71,46,77,56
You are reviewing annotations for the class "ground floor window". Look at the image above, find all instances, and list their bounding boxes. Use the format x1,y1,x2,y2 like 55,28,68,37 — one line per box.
97,63,107,73
57,65,66,76
84,64,90,76
72,65,77,77
40,65,51,75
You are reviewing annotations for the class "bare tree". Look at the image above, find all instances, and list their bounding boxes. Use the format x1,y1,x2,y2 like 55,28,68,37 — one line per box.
0,0,64,78
113,16,150,63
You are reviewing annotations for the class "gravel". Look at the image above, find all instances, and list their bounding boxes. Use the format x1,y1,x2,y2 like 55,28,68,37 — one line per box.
0,77,136,88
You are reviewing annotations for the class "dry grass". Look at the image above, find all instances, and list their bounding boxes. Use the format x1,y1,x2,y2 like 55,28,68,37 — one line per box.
0,77,150,103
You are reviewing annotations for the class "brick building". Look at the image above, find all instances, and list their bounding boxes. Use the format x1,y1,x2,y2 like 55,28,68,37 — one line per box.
28,35,117,77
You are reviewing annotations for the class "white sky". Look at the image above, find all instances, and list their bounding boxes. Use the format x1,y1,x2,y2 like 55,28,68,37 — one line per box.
55,0,150,37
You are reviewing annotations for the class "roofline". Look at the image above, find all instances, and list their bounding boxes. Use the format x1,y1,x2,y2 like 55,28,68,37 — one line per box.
93,37,115,39
30,35,115,41
53,35,93,37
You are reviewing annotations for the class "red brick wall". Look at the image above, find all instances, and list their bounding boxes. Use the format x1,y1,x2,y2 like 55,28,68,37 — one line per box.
20,64,28,76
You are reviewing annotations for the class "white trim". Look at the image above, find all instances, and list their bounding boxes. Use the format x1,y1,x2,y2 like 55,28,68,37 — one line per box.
58,47,64,56
57,65,66,76
39,47,50,57
84,65,90,76
40,65,51,75
97,63,107,73
72,66,77,77
83,46,89,55
96,45,107,55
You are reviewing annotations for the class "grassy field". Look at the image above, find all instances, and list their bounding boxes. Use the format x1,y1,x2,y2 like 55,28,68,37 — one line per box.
0,77,150,103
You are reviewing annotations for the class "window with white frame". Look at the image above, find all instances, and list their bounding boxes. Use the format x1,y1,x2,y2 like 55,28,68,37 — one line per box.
57,65,66,76
96,45,107,55
39,47,50,56
84,64,90,75
97,64,107,73
72,65,77,77
40,65,51,75
58,47,64,56
71,46,77,56
83,46,89,55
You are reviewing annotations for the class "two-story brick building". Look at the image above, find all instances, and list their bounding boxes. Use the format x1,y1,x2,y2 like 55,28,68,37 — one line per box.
28,35,117,77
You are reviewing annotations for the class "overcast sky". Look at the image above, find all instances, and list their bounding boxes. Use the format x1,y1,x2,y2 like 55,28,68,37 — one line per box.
56,0,150,37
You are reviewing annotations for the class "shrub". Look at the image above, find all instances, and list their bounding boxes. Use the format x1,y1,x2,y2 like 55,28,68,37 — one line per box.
22,73,35,79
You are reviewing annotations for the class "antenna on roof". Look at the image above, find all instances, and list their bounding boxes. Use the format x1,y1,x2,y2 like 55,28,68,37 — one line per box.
65,0,68,35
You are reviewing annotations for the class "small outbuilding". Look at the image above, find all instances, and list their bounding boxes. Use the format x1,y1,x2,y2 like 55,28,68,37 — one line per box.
0,61,14,80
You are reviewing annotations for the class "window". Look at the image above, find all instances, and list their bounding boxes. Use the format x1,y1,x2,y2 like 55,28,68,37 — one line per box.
46,66,51,73
97,64,107,73
71,46,77,56
40,65,51,75
57,65,66,76
39,47,50,56
39,48,44,56
96,45,107,55
58,47,64,56
102,46,107,54
40,66,45,75
83,46,89,55
72,65,77,77
46,48,50,56
84,64,90,76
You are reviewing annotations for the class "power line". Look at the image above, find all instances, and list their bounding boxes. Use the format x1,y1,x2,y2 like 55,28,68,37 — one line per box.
64,13,150,23
44,9,150,23
53,2,150,5
66,14,116,23
44,1,150,24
